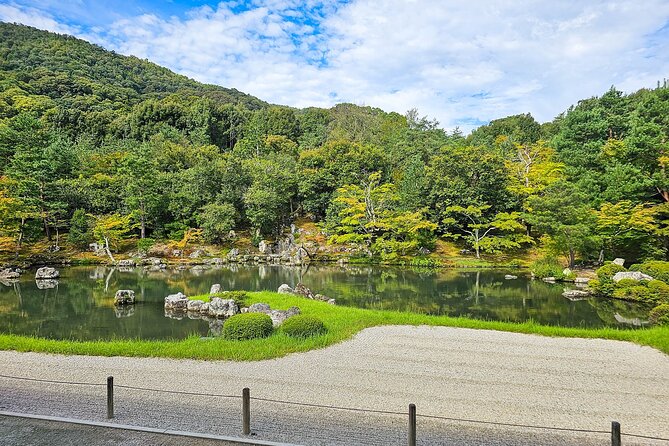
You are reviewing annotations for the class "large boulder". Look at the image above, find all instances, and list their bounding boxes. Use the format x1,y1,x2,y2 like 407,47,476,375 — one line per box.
164,292,188,311
208,298,239,318
247,303,301,327
278,284,294,294
562,289,590,300
0,269,20,279
210,284,222,294
35,267,59,280
114,290,136,305
294,283,315,299
187,299,206,312
612,271,653,282
612,258,625,267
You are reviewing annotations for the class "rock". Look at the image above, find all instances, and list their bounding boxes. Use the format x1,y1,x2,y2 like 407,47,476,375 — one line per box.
327,299,337,305
35,279,58,289
189,249,205,259
210,284,222,294
208,319,224,337
208,258,225,265
542,277,556,283
227,248,239,260
574,277,591,284
313,293,331,302
164,292,188,311
294,283,315,299
562,289,590,300
612,258,625,267
247,303,301,327
504,275,518,280
278,284,294,294
35,267,59,280
612,271,653,282
200,302,210,314
208,298,239,318
248,303,271,313
117,259,136,267
0,278,18,287
187,299,206,312
114,290,135,305
0,269,20,279
258,240,273,254
562,268,572,276
164,310,184,320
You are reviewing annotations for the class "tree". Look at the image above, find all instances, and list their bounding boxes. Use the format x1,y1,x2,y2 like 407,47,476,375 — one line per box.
442,205,531,258
68,208,90,249
327,173,437,259
119,144,162,238
527,181,597,267
0,176,33,256
91,214,133,262
197,203,237,243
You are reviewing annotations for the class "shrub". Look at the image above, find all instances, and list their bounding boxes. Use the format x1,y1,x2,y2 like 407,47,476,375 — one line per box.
616,278,642,288
596,262,626,279
220,291,249,306
223,313,273,341
68,209,90,248
530,257,564,279
647,280,669,303
629,261,669,283
612,285,652,302
282,315,326,338
649,304,669,326
137,237,155,253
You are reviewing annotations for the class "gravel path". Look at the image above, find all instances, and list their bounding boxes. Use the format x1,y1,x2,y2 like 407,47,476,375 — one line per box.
0,326,668,445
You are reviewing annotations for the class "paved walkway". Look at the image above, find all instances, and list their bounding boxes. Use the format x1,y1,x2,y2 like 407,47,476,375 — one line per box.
0,326,668,445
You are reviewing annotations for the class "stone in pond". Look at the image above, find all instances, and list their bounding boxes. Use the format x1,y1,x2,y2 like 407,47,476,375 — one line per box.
114,290,135,305
35,267,59,280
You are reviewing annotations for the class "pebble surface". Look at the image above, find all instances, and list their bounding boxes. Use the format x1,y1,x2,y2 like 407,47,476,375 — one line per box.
1,326,668,445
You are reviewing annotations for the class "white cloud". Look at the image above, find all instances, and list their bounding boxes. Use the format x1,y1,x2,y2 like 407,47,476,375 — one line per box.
3,0,669,132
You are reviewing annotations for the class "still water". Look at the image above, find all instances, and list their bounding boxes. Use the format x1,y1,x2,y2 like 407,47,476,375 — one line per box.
0,264,652,340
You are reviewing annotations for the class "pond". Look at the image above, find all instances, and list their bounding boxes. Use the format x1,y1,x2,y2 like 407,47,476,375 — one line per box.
0,264,652,341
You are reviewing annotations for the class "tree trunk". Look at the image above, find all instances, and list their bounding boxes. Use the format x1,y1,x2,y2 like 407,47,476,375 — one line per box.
474,229,480,259
569,247,575,268
104,236,116,263
14,217,25,259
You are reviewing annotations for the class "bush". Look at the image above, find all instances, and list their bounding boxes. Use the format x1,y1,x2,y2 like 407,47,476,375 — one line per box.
282,315,326,338
223,313,273,341
68,209,90,248
649,304,669,326
530,257,564,279
616,278,642,288
220,291,249,306
629,261,669,283
612,285,652,302
647,280,669,303
596,262,627,279
136,237,155,253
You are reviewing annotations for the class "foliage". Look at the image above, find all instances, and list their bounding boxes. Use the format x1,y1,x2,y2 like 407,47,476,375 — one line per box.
197,203,236,243
649,304,669,326
281,315,327,338
220,291,249,306
530,257,565,279
67,209,90,249
628,261,669,283
596,262,627,279
222,313,273,341
136,237,155,254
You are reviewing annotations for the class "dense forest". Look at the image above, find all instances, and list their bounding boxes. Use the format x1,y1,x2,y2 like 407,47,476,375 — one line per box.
1,22,669,267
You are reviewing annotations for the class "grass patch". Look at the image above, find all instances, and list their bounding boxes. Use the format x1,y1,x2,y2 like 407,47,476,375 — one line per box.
1,291,668,360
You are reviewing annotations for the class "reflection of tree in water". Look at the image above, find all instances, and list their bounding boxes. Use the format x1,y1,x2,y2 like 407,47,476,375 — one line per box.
588,299,653,327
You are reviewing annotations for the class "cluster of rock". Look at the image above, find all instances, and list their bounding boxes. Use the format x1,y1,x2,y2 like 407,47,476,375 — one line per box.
163,284,302,335
278,283,336,305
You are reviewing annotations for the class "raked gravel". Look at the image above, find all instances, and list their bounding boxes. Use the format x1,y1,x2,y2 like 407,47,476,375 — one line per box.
0,326,668,445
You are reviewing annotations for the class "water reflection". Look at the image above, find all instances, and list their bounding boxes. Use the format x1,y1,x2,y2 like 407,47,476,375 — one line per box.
0,265,653,341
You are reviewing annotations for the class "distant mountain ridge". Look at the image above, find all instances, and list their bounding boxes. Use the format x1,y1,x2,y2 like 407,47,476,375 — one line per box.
0,22,267,109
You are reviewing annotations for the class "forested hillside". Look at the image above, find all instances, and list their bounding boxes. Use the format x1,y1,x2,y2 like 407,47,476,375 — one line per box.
1,22,669,267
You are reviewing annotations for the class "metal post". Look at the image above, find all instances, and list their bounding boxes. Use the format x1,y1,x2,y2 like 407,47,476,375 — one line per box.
408,403,416,446
611,421,621,446
242,387,250,435
107,376,114,419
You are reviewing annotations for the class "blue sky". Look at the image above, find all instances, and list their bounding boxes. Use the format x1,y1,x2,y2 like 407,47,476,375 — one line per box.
2,0,669,132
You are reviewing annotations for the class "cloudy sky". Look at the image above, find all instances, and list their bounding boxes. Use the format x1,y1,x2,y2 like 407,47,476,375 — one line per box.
2,0,669,131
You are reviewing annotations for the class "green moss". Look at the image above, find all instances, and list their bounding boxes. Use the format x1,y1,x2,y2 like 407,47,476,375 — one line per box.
223,313,273,341
282,315,327,338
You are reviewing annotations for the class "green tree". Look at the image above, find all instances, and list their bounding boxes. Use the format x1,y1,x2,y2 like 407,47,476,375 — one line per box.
197,203,237,243
91,213,133,262
119,144,162,238
67,208,90,249
527,181,597,267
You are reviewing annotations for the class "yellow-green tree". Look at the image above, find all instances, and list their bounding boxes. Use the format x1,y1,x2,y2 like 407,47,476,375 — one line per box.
91,214,133,262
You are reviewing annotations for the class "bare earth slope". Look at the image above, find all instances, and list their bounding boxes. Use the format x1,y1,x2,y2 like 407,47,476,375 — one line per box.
1,326,668,445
